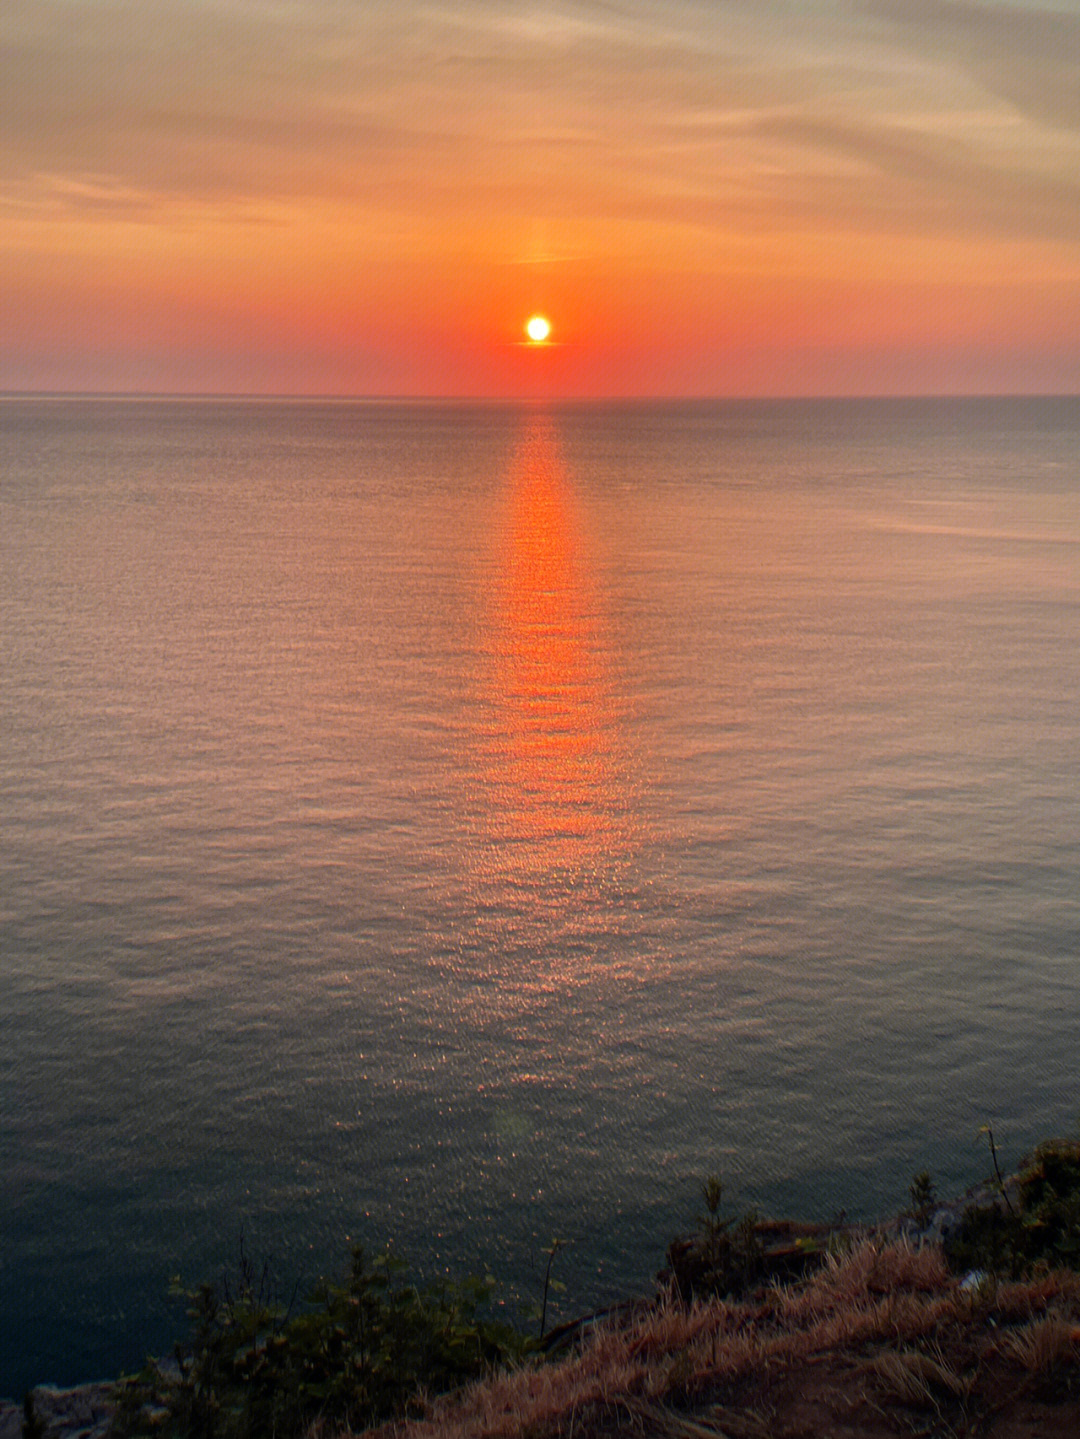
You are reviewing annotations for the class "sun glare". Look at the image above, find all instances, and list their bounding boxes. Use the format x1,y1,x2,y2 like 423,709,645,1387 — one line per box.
526,315,551,344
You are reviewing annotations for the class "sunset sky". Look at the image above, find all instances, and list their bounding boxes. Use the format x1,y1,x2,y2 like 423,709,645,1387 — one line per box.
2,0,1079,396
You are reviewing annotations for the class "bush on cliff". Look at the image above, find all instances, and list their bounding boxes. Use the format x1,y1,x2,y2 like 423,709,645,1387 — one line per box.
111,1242,526,1439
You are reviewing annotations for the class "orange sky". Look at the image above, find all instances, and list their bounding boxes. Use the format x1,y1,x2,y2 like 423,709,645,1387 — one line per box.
2,1,1079,396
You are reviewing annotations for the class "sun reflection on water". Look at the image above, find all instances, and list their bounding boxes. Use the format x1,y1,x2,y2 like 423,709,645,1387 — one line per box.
471,413,637,896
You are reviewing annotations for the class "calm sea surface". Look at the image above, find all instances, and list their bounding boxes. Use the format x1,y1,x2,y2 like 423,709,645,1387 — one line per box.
1,396,1078,1393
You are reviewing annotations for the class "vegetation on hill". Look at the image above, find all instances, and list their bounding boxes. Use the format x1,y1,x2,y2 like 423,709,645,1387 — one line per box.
110,1242,526,1439
106,1137,1080,1439
355,1237,1080,1439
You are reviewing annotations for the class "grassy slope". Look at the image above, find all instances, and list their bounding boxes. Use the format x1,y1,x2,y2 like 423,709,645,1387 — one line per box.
345,1239,1080,1439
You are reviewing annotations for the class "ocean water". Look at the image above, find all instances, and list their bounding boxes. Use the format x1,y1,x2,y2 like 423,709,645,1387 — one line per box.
1,395,1078,1395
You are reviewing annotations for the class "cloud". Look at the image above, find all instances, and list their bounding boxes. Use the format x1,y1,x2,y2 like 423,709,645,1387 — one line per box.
0,0,747,241
729,108,1080,245
863,1,1080,134
2,0,1078,257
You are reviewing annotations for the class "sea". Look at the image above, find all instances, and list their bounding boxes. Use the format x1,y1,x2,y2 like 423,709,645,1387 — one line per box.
1,395,1078,1397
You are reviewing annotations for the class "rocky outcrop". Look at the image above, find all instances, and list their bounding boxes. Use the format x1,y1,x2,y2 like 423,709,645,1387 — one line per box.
0,1382,113,1439
664,1215,855,1299
664,1168,1031,1302
879,1172,1024,1255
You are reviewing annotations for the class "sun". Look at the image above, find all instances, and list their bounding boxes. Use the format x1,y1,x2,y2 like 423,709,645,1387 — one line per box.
525,314,551,344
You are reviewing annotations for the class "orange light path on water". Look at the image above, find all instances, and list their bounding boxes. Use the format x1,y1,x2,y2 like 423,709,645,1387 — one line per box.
473,416,636,890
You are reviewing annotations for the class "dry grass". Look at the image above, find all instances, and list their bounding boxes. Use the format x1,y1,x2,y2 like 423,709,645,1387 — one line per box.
318,1238,1080,1439
866,1348,965,1407
999,1314,1079,1375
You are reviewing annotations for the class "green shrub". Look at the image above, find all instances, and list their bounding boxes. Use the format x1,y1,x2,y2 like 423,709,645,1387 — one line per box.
907,1171,937,1228
112,1242,528,1438
1017,1139,1080,1268
947,1139,1080,1279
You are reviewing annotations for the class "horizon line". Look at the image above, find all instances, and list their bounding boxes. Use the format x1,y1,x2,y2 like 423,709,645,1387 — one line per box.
3,389,1079,405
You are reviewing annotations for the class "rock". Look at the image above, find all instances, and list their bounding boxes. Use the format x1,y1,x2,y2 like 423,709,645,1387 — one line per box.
21,1382,114,1439
663,1162,1043,1303
960,1269,990,1292
0,1400,24,1439
664,1217,860,1300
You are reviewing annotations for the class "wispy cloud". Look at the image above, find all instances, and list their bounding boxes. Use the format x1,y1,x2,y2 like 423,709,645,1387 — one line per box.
864,1,1080,135
727,108,1080,246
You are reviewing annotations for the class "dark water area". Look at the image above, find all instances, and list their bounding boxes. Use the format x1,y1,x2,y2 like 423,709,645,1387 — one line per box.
1,396,1078,1395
